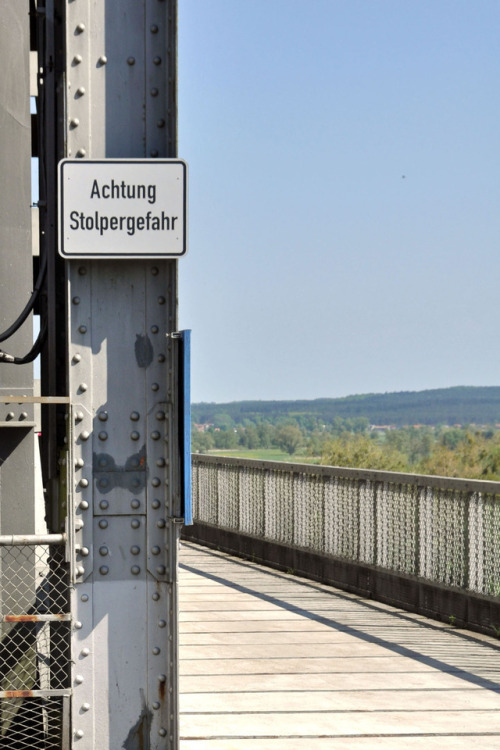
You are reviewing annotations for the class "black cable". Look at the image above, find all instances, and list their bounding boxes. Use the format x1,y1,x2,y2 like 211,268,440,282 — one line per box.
0,251,47,342
0,316,47,365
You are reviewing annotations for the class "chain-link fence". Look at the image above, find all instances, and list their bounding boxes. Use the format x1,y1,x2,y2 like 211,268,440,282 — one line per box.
192,456,500,597
0,536,70,750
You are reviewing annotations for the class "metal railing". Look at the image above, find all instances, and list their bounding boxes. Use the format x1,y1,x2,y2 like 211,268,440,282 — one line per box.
0,535,70,749
192,455,500,597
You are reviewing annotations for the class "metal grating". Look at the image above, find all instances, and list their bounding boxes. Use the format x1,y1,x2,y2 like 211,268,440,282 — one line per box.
0,542,70,749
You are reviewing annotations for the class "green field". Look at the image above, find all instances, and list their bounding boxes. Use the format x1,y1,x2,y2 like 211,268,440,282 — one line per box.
201,449,321,464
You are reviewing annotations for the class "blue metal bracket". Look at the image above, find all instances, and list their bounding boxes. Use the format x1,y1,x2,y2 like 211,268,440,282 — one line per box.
178,330,192,525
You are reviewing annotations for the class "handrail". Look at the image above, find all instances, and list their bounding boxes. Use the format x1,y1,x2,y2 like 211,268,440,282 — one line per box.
192,453,500,495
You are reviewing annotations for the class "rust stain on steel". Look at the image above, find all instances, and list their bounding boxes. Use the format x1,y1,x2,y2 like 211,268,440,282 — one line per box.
159,679,166,702
5,614,66,622
4,690,34,698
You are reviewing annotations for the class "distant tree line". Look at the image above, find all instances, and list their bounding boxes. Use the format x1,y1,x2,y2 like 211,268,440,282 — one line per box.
192,386,500,428
192,413,500,481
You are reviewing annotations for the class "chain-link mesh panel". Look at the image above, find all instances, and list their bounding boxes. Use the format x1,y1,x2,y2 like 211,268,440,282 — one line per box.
192,456,500,597
325,477,360,560
376,482,419,575
0,544,70,749
218,465,240,529
264,470,294,545
0,695,65,750
240,467,265,537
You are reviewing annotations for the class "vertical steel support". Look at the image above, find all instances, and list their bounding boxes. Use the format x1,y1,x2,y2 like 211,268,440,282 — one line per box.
64,2,180,748
0,2,37,534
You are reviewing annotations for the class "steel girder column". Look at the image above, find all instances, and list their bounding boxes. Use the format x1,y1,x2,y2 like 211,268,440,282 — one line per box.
64,2,180,748
0,1,37,534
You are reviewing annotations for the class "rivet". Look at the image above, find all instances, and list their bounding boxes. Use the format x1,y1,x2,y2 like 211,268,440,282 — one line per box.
75,458,84,468
152,499,161,509
79,383,88,393
158,620,166,628
72,296,80,305
6,412,14,420
131,519,140,529
73,54,83,64
20,411,28,420
152,593,160,601
158,296,165,304
79,500,89,510
157,519,165,528
158,674,166,684
152,546,161,555
150,88,159,97
130,430,140,441
151,433,161,443
99,519,108,529
98,478,109,489
79,478,88,488
79,430,90,441
74,623,82,632
76,565,85,576
81,594,89,602
152,478,161,489
156,565,166,575
153,56,162,65
99,546,109,557
130,545,140,555
157,119,165,128
152,646,161,655
98,55,108,65
98,411,108,421
130,411,140,421
156,458,165,467
73,353,82,363
156,411,165,421
76,23,86,33
131,565,141,575
152,701,160,710
159,728,167,737
75,674,84,683
81,647,90,657
76,148,86,158
81,703,90,712
98,431,108,441
151,325,159,334
76,86,86,96
70,118,80,128
75,411,84,421
150,149,159,157
151,383,159,392
98,457,107,468
127,56,136,65
99,499,109,510
99,566,109,576
78,266,87,275
75,729,84,739
157,354,165,363
78,325,87,334
80,547,89,556
151,267,159,276
131,499,141,510
151,24,159,33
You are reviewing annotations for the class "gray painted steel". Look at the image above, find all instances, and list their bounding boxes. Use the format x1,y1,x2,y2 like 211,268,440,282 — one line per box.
0,0,36,538
64,1,181,748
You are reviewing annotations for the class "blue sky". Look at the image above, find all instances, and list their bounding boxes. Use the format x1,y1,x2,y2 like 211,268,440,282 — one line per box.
178,1,500,403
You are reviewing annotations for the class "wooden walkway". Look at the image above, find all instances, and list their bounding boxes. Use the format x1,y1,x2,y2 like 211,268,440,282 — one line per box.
179,541,500,749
